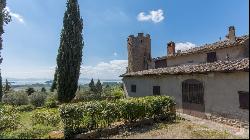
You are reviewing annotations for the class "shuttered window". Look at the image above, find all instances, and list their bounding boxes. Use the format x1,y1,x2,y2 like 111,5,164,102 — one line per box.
153,86,161,95
238,91,249,109
207,52,217,63
131,85,136,93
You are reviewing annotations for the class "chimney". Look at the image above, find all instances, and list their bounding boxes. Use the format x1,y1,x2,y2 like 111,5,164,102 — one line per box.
227,26,236,42
167,41,175,56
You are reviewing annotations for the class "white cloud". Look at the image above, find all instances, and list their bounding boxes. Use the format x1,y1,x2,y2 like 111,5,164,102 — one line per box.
137,9,164,23
113,52,118,56
5,7,25,24
80,60,128,79
3,60,128,80
175,42,196,52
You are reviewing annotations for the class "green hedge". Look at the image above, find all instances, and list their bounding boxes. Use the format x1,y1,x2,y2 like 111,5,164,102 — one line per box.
31,108,61,127
60,96,176,138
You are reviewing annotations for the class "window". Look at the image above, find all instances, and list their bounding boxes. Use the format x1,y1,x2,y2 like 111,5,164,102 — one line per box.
182,79,204,104
207,52,217,63
153,86,161,95
131,85,136,92
238,91,249,109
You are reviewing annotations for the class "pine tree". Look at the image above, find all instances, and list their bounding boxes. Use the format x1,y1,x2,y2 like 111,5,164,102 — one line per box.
89,78,96,92
56,0,83,103
50,67,58,92
96,79,102,94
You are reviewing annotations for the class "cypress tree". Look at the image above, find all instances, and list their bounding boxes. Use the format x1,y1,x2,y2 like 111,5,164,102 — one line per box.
4,79,10,93
96,79,102,94
56,0,83,103
50,67,58,92
89,78,96,92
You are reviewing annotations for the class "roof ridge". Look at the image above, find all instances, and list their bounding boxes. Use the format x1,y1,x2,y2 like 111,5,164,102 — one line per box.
122,57,249,77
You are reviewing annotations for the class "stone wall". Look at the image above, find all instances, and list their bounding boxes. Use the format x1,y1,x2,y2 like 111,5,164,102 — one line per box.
122,71,249,124
167,46,248,67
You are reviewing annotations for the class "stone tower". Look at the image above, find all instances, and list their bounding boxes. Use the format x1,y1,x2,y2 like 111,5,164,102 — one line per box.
127,33,153,73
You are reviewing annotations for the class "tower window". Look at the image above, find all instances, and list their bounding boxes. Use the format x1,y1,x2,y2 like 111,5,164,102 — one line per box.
238,91,249,110
207,52,217,63
153,86,161,95
131,85,136,93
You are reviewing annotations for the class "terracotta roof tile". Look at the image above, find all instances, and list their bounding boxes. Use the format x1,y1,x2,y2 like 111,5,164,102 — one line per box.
121,58,249,77
154,35,249,60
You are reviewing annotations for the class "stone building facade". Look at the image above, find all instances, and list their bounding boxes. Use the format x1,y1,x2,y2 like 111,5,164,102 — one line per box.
121,26,249,128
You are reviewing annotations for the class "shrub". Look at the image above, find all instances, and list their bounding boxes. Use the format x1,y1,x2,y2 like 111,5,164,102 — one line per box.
60,103,87,139
26,87,35,96
2,91,29,106
16,104,35,112
60,96,176,138
0,105,20,131
0,124,54,139
118,98,146,122
31,108,61,127
29,92,47,107
45,96,58,108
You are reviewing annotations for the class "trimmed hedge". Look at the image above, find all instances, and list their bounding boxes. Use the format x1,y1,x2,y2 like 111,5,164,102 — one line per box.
60,96,176,138
31,108,61,127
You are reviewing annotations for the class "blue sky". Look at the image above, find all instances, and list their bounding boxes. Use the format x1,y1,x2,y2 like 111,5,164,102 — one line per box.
1,0,249,80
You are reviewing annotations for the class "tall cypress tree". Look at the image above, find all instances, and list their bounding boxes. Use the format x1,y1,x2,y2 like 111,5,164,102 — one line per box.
56,0,83,103
89,78,96,92
96,79,102,94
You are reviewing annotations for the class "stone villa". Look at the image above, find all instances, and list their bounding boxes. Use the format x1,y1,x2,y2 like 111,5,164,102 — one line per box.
121,26,249,127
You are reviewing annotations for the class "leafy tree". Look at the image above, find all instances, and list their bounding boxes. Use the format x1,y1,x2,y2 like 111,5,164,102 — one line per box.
0,1,11,100
26,87,35,96
96,79,102,94
50,67,58,92
41,87,46,92
89,78,96,93
0,0,11,65
56,0,83,103
105,85,110,89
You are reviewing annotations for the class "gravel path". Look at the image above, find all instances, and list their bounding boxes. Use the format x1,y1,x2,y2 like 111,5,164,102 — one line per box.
177,112,249,139
106,113,249,139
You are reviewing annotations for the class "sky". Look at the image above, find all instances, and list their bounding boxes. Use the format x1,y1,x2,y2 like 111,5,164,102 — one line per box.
1,0,249,80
